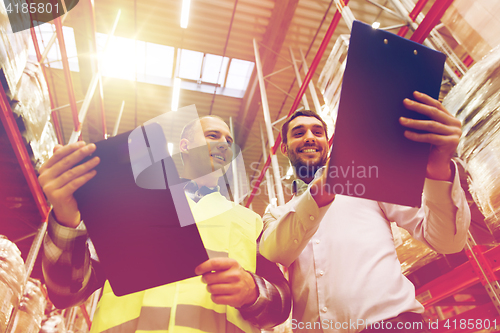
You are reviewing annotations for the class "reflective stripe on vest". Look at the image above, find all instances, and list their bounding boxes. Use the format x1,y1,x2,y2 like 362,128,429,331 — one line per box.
99,305,246,333
101,306,171,332
91,192,262,333
101,318,138,333
175,304,245,333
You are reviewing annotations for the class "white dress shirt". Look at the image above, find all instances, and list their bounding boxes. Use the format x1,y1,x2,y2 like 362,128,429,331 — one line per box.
260,163,470,333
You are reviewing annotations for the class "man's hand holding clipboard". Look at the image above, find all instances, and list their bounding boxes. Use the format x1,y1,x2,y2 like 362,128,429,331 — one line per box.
400,91,462,182
325,20,461,207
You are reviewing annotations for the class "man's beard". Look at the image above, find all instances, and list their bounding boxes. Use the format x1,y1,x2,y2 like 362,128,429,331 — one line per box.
289,150,327,180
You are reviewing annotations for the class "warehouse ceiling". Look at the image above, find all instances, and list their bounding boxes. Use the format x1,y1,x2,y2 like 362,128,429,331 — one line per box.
34,0,448,216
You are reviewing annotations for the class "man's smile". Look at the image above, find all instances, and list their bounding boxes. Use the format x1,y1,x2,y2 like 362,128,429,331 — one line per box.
298,147,320,154
211,153,226,162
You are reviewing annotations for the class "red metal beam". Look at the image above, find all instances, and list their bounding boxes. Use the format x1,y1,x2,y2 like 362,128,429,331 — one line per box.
410,0,430,21
416,257,479,307
429,302,500,333
30,27,64,144
410,0,454,44
80,304,92,328
329,133,334,147
272,6,346,154
245,3,347,207
467,245,498,285
397,26,410,38
416,245,500,308
397,0,429,37
0,86,50,221
54,17,80,132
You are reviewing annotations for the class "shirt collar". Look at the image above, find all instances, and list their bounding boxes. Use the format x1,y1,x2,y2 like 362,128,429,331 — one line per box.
291,166,326,195
182,179,220,202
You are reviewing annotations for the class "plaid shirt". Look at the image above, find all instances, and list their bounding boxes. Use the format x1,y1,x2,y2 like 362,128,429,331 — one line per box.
42,187,290,329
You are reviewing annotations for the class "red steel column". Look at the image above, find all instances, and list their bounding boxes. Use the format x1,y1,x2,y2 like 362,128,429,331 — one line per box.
245,2,348,207
0,87,50,220
397,0,429,37
410,0,454,44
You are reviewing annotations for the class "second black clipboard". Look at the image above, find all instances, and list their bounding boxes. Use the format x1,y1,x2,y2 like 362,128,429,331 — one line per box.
74,123,209,296
326,20,446,207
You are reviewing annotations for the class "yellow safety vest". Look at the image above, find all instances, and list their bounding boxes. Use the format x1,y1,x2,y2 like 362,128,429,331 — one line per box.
91,192,262,333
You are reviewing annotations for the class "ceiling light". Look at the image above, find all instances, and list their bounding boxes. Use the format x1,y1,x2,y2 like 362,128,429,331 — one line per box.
180,0,191,29
171,78,181,111
372,22,380,29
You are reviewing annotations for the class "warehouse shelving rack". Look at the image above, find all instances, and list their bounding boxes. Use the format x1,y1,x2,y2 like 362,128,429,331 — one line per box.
0,0,105,330
412,236,500,331
248,0,500,330
2,0,500,331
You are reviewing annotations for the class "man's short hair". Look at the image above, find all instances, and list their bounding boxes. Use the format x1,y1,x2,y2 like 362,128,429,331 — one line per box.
180,115,226,141
281,110,329,144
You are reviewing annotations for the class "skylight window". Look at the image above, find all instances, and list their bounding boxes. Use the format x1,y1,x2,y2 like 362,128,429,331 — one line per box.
178,49,204,81
176,50,252,97
28,22,79,72
201,54,229,85
99,35,145,80
95,33,174,84
29,26,254,99
145,42,174,79
226,59,254,90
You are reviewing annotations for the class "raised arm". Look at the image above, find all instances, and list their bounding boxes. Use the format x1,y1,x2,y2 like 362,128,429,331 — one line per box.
43,214,105,308
393,92,470,252
39,142,103,308
381,160,470,254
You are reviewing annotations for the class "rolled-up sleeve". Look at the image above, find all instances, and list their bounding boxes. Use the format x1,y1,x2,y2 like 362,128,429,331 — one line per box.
42,212,104,308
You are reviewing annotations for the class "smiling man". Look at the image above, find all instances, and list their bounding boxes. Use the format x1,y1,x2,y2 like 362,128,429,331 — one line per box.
38,115,291,333
280,112,329,184
178,116,234,186
260,93,471,333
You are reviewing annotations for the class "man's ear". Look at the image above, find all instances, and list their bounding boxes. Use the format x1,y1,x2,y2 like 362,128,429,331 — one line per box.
280,142,288,157
179,138,190,154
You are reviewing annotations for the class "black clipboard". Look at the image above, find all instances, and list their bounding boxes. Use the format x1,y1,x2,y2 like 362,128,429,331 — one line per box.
326,20,446,207
74,123,209,296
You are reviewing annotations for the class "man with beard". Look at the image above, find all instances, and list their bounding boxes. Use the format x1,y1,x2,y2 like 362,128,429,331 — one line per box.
38,116,291,333
259,92,470,333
